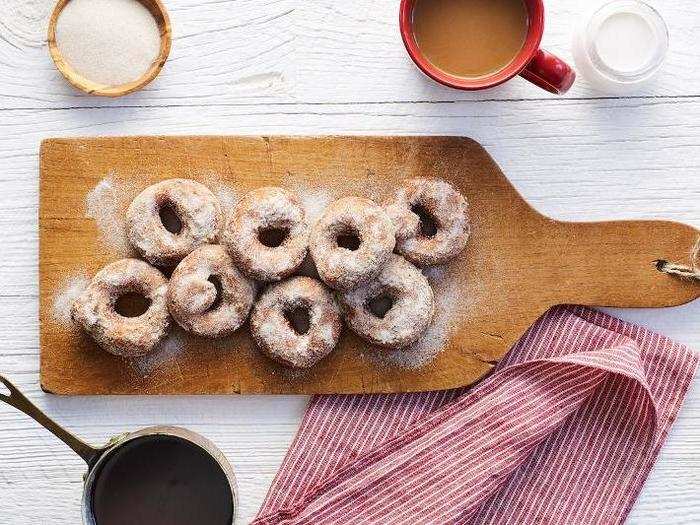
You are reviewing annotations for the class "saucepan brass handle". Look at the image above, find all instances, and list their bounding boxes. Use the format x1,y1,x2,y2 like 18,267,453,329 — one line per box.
0,375,102,466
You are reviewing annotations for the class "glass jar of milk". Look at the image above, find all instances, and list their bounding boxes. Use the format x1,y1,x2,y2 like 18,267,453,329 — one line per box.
572,0,669,95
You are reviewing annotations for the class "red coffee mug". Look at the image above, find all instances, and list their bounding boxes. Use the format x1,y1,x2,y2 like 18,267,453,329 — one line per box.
399,0,576,94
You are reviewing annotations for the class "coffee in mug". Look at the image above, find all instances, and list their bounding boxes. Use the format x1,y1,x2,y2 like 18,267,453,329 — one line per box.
412,0,529,78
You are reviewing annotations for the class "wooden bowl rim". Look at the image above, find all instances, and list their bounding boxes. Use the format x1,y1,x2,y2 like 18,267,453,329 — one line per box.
46,0,172,98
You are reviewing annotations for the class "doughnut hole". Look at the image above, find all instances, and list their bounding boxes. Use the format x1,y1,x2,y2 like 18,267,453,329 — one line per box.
366,289,395,319
258,226,289,248
114,292,151,318
207,275,224,310
411,203,438,238
177,275,218,316
283,303,312,335
336,225,361,251
158,200,183,234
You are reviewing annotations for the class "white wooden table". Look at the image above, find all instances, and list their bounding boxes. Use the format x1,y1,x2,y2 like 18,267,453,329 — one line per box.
1,1,699,523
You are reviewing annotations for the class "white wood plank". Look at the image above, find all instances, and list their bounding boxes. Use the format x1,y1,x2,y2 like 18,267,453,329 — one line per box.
1,0,699,521
0,0,698,110
0,96,697,522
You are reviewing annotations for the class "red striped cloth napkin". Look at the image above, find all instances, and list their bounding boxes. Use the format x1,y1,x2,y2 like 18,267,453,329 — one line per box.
253,306,698,525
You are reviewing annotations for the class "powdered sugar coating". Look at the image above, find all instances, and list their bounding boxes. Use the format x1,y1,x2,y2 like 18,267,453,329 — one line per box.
224,187,309,282
71,258,171,357
310,197,396,291
168,245,256,338
339,254,435,349
52,273,91,327
383,177,470,267
250,276,342,369
85,175,138,256
126,179,223,267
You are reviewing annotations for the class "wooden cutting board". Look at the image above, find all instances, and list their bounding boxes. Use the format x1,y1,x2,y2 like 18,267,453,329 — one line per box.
39,136,700,395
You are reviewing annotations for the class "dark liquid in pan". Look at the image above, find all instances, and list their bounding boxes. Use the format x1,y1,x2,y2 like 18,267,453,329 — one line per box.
92,435,233,525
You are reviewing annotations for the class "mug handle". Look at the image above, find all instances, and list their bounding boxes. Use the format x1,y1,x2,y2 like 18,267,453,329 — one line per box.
520,49,576,94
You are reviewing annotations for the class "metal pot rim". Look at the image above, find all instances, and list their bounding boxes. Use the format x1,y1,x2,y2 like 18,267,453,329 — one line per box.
81,425,238,525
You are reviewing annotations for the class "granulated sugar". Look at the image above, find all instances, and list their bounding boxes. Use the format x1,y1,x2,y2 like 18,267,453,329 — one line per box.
51,273,90,326
130,328,186,378
214,186,239,218
289,173,392,223
328,170,394,203
378,263,470,370
85,174,139,256
194,172,240,220
55,0,161,86
296,186,332,225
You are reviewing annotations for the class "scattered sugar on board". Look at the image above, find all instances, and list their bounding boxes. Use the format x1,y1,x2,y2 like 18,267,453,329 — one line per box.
298,187,332,225
377,263,471,370
193,172,240,220
85,174,140,256
55,0,161,86
288,170,395,221
215,186,239,217
279,366,311,381
130,328,187,379
51,273,90,326
328,169,394,202
284,181,332,226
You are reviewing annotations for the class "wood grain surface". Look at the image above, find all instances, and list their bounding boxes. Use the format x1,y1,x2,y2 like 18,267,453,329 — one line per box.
39,135,700,395
2,1,699,109
2,2,699,521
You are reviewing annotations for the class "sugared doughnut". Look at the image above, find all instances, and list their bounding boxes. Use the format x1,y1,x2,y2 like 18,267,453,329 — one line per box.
309,197,396,291
339,254,434,349
383,177,470,266
71,259,171,357
167,245,256,338
126,179,223,267
250,277,342,369
224,187,309,282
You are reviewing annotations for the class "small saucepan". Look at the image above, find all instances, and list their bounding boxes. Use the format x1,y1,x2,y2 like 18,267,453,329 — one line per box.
0,375,237,525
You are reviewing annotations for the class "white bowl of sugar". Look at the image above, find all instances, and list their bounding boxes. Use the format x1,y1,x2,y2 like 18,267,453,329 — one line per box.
48,0,171,97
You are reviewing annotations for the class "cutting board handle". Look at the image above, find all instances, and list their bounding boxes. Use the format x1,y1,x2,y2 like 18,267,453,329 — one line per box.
546,218,700,308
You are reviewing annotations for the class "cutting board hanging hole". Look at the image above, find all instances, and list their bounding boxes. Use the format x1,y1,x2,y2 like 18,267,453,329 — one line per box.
655,239,700,282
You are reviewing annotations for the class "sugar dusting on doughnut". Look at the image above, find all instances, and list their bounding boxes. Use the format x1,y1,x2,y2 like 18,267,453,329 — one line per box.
374,263,477,369
168,245,255,338
310,197,396,291
71,258,172,357
339,254,434,349
384,177,470,267
250,276,342,369
224,187,309,282
126,179,224,267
